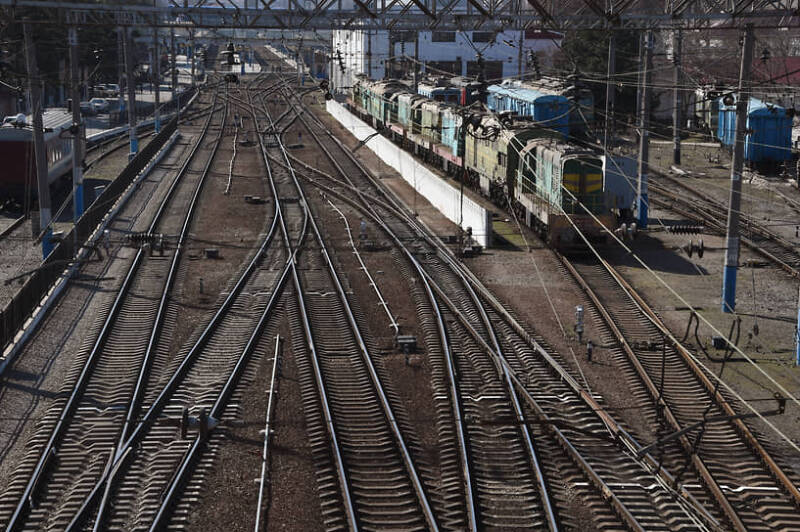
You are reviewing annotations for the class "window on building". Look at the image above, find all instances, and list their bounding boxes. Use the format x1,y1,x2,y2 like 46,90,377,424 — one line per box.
467,60,503,81
427,60,461,75
472,32,494,43
498,152,506,167
432,31,456,42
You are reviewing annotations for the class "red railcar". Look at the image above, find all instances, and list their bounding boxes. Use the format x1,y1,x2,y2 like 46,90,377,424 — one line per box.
0,109,74,200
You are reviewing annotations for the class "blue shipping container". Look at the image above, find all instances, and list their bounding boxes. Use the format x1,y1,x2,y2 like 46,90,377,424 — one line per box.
717,97,792,162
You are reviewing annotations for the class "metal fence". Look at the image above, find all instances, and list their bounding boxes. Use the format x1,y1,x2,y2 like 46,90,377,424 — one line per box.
0,89,194,351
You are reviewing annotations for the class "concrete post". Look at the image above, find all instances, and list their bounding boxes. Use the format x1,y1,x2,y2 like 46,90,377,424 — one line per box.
24,23,54,258
672,29,682,165
118,27,125,114
124,27,138,159
413,33,419,93
366,30,372,79
796,285,800,366
69,26,84,219
190,29,196,87
171,27,178,117
604,31,616,152
722,25,755,313
636,30,653,229
153,26,161,132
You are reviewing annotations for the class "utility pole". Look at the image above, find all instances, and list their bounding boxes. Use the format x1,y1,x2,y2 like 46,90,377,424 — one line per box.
635,32,644,134
794,290,800,366
366,30,372,80
636,30,653,229
603,30,616,151
153,26,160,132
24,23,54,259
722,25,755,314
124,27,138,159
795,285,800,366
171,27,178,117
190,29,196,87
413,33,419,93
118,27,126,116
517,30,524,80
69,26,84,220
672,29,682,165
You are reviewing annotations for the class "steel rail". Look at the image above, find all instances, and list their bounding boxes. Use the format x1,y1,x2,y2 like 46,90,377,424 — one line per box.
253,83,358,531
292,110,619,531
270,102,440,532
148,262,292,531
145,80,304,531
284,92,723,529
326,200,399,335
290,158,721,530
286,147,721,532
0,215,26,244
86,86,231,531
648,174,800,278
282,90,477,531
597,254,800,508
63,84,285,531
560,256,748,531
3,84,223,532
261,85,445,531
254,336,282,532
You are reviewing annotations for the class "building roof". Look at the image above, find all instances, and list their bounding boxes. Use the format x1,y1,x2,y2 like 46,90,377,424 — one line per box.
752,57,800,84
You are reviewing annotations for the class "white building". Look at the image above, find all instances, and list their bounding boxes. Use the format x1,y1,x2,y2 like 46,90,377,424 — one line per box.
330,29,561,91
330,29,390,91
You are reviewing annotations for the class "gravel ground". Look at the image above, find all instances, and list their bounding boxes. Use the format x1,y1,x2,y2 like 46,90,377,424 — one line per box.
183,87,326,532
188,88,446,531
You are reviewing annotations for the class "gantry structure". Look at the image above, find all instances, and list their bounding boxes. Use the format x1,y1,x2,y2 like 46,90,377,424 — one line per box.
0,0,798,31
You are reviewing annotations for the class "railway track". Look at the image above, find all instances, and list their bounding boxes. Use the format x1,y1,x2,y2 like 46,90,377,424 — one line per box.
4,62,797,530
0,82,227,530
276,78,724,530
649,172,800,278
258,80,439,531
560,254,800,531
45,77,295,531
0,215,26,246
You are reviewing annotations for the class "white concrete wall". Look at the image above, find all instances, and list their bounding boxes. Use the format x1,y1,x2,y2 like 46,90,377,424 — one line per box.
327,100,492,247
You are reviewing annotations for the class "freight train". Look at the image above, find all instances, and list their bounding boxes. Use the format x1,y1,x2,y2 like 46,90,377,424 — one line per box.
349,77,633,249
0,109,74,202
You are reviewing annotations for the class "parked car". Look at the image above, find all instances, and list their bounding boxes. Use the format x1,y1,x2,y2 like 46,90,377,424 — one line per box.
80,101,97,116
92,83,107,96
89,98,111,113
